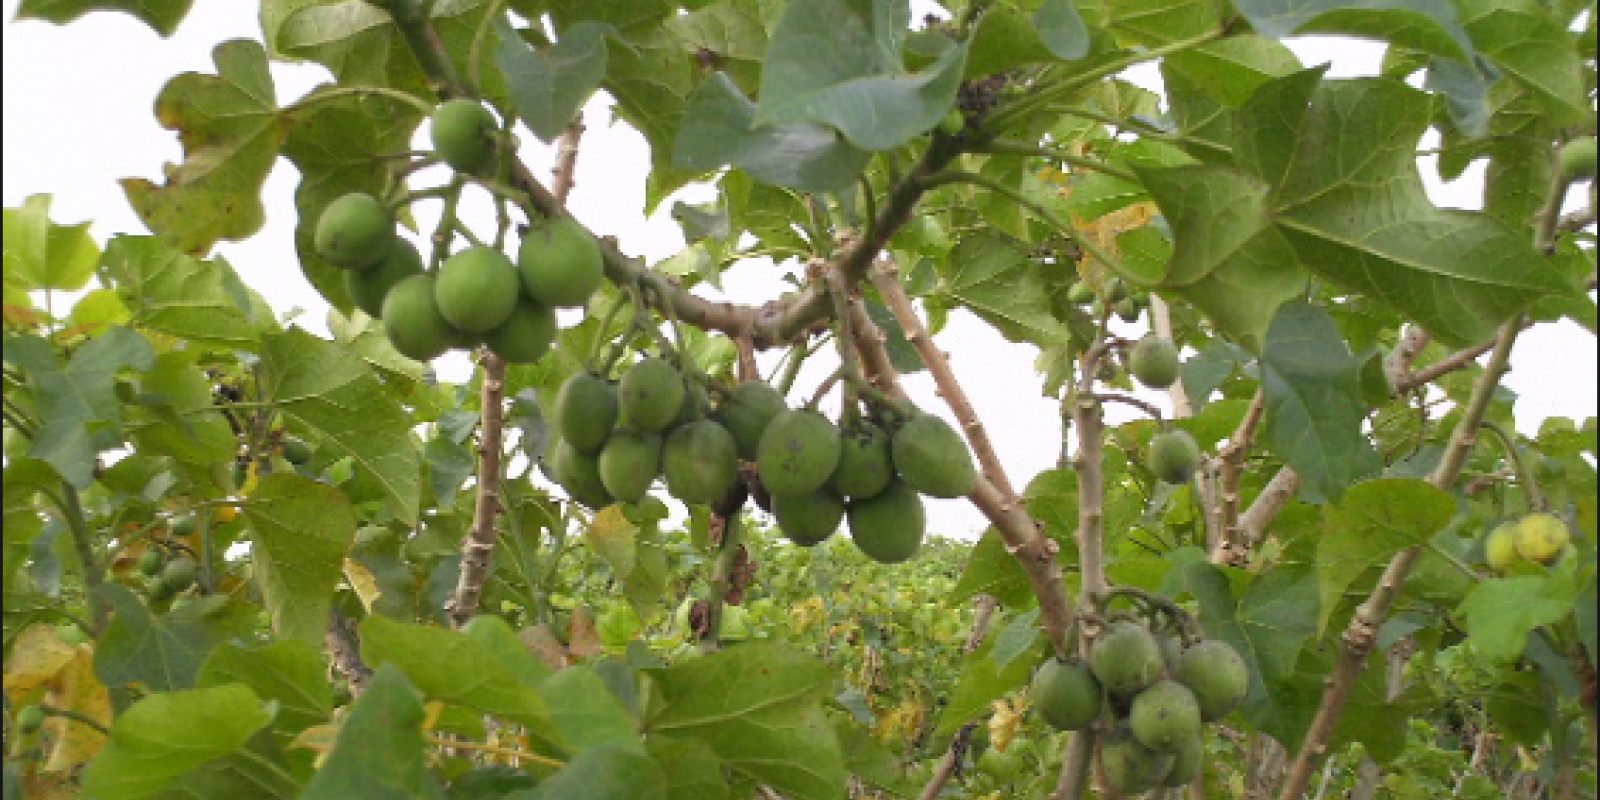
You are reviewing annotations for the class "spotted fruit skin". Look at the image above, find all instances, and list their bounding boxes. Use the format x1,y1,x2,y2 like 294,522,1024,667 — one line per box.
1089,621,1165,698
1148,429,1201,485
1128,679,1203,750
663,420,740,504
618,358,686,433
555,373,619,454
758,409,841,496
1514,512,1570,565
1172,639,1249,722
847,481,925,564
1031,657,1102,732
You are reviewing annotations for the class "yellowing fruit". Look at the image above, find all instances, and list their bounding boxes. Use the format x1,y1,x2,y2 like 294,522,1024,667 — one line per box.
1513,512,1570,565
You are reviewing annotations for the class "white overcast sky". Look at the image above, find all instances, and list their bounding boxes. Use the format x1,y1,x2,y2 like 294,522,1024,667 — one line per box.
4,1,1595,536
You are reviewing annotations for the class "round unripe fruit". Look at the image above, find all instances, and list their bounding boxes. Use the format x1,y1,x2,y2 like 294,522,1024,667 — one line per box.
618,358,686,433
1129,335,1181,390
714,381,787,461
1031,657,1102,732
16,705,45,735
663,420,740,504
434,246,522,334
430,99,498,174
1485,521,1520,573
977,746,1023,780
1067,281,1096,305
483,298,557,364
597,429,662,504
281,437,313,465
758,409,842,496
891,413,977,499
382,274,462,361
161,556,198,591
345,238,423,318
1159,732,1205,788
518,217,604,309
138,548,165,576
1149,429,1201,485
555,374,619,454
1100,723,1175,795
548,438,613,509
1105,279,1130,303
1089,621,1165,698
773,489,845,546
847,481,926,564
1173,639,1249,722
1115,297,1142,323
315,193,394,269
1514,512,1571,565
829,419,894,500
1129,679,1203,750
1559,137,1598,182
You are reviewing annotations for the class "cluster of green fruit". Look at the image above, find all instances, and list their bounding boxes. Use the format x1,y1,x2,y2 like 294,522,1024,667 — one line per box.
545,363,978,564
1122,333,1206,487
136,547,198,604
1485,511,1575,573
311,99,604,364
1060,277,1151,323
1030,621,1248,794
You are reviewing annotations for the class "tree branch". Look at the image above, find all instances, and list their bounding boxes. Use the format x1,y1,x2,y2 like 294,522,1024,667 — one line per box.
870,260,1075,654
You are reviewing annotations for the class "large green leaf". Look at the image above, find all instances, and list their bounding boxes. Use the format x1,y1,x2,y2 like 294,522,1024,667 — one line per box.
497,19,612,143
540,666,644,754
1235,72,1570,345
646,643,846,800
754,0,968,151
359,616,559,742
647,737,729,800
1160,34,1303,107
675,72,871,192
939,232,1069,346
520,745,667,800
82,684,271,800
242,474,357,644
101,236,273,349
1315,479,1455,631
2,194,99,294
197,641,333,736
14,0,192,36
1232,0,1474,60
1259,303,1382,503
949,528,1034,609
94,587,256,692
6,327,155,488
300,664,447,800
121,40,284,256
668,0,777,93
1094,0,1221,46
1034,0,1091,60
1457,571,1587,663
1459,0,1588,125
604,23,700,210
281,87,423,316
259,329,421,525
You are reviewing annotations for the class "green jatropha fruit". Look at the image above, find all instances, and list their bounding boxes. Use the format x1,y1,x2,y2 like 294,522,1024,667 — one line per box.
1159,732,1205,788
518,216,604,308
757,409,842,496
138,548,165,576
15,704,45,735
1172,639,1249,722
597,429,662,504
829,418,894,500
548,438,613,510
1066,280,1096,305
772,488,845,546
1485,521,1521,573
281,437,313,465
382,274,462,362
1148,429,1201,485
1559,136,1598,181
160,556,198,592
1031,657,1102,732
430,99,498,174
663,419,740,504
345,237,422,318
315,193,394,269
1115,296,1142,323
1129,334,1180,389
890,413,976,498
714,381,787,461
1089,621,1165,698
1100,723,1175,795
670,378,712,429
434,245,522,334
1128,680,1203,751
1514,512,1571,565
619,357,686,433
846,480,925,564
555,373,619,454
483,297,558,364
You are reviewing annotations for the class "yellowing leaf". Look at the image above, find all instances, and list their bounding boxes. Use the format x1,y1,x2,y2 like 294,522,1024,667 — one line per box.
343,558,381,614
43,648,111,772
3,625,77,700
